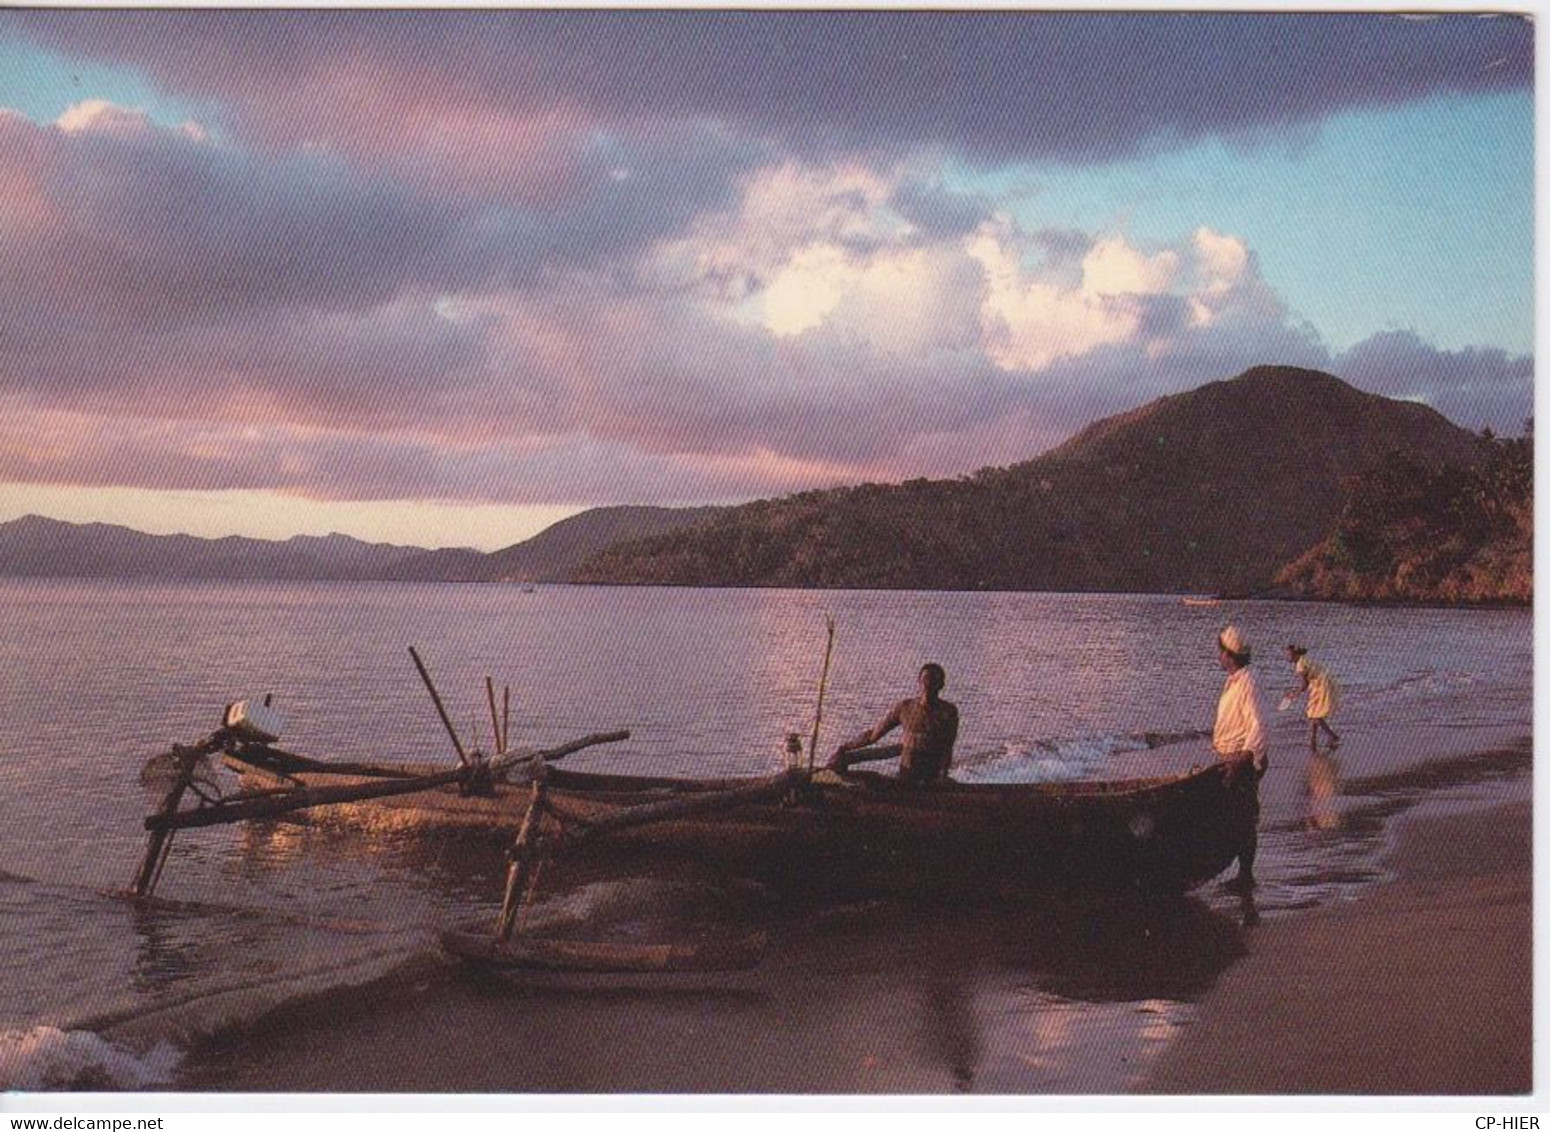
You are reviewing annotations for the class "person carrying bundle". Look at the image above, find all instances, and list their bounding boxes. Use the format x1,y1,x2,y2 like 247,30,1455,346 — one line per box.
1283,644,1341,753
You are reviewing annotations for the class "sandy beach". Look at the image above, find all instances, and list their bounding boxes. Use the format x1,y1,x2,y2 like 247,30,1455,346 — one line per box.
1146,799,1532,1095
171,793,1532,1096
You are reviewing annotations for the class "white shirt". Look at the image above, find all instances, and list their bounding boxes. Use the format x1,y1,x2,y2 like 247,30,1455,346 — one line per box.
1214,665,1267,760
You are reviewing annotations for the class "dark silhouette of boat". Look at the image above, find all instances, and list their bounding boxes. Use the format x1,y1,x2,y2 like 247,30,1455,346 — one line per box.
222,746,1258,897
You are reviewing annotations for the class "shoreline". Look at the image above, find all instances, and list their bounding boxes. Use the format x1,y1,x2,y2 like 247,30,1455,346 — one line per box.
1144,798,1532,1095
0,573,1530,609
155,727,1535,1097
166,799,1533,1097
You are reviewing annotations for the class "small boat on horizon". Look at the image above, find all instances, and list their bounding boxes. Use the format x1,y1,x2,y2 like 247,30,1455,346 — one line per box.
1181,596,1221,607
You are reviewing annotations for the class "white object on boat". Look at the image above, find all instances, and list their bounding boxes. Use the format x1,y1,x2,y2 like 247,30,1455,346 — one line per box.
1277,693,1296,713
224,699,285,743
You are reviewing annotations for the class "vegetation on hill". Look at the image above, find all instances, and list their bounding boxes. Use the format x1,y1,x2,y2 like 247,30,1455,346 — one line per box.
1276,430,1531,605
574,367,1485,595
474,505,722,583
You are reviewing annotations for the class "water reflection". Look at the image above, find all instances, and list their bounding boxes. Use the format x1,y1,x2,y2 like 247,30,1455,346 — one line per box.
1305,751,1341,832
920,951,979,1092
129,900,203,991
234,819,315,875
443,888,1250,1093
845,893,1248,1091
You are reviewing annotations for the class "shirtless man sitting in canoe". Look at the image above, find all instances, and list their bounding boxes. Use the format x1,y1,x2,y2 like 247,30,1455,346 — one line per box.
827,663,960,786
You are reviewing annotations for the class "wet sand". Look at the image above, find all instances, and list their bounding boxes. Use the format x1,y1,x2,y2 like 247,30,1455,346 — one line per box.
174,800,1531,1096
1146,800,1532,1095
178,890,1247,1094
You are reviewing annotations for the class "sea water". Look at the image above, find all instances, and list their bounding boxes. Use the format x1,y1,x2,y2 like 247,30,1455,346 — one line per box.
0,581,1530,1091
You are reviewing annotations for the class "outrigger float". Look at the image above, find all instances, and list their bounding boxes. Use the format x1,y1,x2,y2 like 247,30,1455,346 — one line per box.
132,648,1260,974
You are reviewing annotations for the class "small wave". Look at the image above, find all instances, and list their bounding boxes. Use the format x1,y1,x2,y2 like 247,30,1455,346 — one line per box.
0,1026,180,1091
1358,669,1480,702
959,730,1206,784
79,937,434,1051
524,876,772,936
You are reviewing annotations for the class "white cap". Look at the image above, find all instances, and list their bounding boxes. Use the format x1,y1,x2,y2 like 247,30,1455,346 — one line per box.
1219,624,1249,657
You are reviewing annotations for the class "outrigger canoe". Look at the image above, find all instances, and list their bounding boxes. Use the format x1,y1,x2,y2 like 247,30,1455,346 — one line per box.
137,673,1258,974
221,745,1259,896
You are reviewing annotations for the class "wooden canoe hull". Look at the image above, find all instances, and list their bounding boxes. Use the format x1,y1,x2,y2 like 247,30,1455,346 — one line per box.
226,754,1258,895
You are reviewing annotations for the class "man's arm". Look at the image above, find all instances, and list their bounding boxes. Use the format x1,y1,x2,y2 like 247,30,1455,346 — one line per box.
829,704,902,771
1245,691,1269,772
935,704,960,780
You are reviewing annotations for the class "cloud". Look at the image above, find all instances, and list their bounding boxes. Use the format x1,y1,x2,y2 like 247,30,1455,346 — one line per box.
967,224,1193,370
55,98,151,136
0,141,1346,503
0,104,751,422
0,97,750,323
0,86,1530,510
0,409,885,505
1334,330,1533,434
11,11,1532,173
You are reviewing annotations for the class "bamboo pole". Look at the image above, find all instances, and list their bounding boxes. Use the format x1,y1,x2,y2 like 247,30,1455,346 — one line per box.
565,770,803,845
234,746,421,779
131,743,209,896
150,767,475,831
485,677,503,756
807,614,836,772
235,727,627,784
146,820,180,896
148,731,630,832
502,686,511,755
496,774,549,942
408,646,470,766
493,730,630,778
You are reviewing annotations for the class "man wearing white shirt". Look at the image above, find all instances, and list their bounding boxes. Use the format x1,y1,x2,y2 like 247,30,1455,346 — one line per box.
1214,625,1268,892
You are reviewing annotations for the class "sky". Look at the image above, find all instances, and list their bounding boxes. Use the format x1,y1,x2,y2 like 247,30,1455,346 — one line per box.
0,11,1534,550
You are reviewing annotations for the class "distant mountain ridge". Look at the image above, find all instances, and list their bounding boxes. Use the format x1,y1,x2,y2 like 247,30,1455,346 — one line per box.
0,367,1498,596
0,505,722,584
384,506,723,582
0,515,432,580
575,367,1486,594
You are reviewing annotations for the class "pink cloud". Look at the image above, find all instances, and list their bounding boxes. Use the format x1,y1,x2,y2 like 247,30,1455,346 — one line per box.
0,95,1528,510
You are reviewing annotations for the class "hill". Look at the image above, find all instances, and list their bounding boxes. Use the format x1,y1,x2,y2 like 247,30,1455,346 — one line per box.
473,505,722,583
382,505,720,582
573,367,1485,594
1276,434,1531,604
